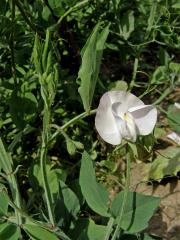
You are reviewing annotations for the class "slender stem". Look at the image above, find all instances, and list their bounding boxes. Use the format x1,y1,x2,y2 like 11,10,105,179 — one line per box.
104,217,114,240
14,0,44,36
40,107,56,227
129,57,139,90
153,87,173,105
111,144,131,240
0,138,22,224
50,109,97,141
112,0,121,34
1,188,55,230
10,0,17,86
55,0,90,28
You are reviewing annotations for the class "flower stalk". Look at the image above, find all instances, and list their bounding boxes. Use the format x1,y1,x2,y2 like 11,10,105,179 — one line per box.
111,144,131,239
40,105,56,227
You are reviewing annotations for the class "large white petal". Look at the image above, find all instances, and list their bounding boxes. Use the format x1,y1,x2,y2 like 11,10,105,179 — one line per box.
111,91,144,116
128,105,157,135
95,92,122,145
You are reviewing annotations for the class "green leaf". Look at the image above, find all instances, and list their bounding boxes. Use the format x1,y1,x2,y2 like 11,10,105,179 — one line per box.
79,151,110,217
148,146,180,180
66,137,84,155
9,89,38,129
23,224,58,240
108,80,128,91
0,184,9,216
120,11,134,40
0,222,20,240
33,34,43,74
151,63,180,84
57,180,80,219
78,23,109,111
147,2,157,33
111,191,160,233
172,3,180,8
167,104,180,132
66,138,77,155
48,0,73,16
77,219,106,240
29,164,67,203
119,233,162,240
42,6,51,21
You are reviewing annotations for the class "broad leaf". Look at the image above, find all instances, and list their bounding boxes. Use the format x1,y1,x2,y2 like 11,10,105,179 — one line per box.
23,224,58,240
78,23,109,111
9,89,38,129
167,104,180,132
111,191,160,233
79,151,110,217
55,180,80,224
0,222,20,240
119,233,162,240
77,219,106,240
148,146,180,180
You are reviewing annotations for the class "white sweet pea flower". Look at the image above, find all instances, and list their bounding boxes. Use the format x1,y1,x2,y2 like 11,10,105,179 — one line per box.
95,91,157,145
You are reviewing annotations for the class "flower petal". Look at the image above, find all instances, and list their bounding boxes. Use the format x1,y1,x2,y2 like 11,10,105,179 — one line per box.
128,105,157,135
95,92,122,145
111,91,144,117
114,113,137,142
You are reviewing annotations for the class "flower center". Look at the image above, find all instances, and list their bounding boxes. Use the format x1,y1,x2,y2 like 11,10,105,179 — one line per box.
122,113,130,122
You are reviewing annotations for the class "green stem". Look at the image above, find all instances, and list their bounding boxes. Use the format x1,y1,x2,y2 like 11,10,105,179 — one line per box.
104,217,114,240
14,0,44,36
0,138,22,225
1,188,56,230
129,57,139,90
40,107,56,227
153,87,173,105
50,109,97,141
112,0,121,34
111,144,131,240
10,0,17,86
54,0,90,28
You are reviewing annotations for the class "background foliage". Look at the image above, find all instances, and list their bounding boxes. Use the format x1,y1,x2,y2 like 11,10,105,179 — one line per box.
0,0,179,239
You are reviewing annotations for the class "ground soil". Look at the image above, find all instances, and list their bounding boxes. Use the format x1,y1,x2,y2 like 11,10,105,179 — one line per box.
131,162,180,240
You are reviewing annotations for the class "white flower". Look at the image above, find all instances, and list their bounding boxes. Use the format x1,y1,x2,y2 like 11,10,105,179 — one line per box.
167,132,180,145
95,91,157,145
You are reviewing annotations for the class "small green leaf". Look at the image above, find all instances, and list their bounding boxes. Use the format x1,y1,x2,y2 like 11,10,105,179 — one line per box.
23,224,58,240
78,23,109,111
66,138,77,155
108,80,128,91
151,63,180,84
120,11,134,40
148,146,180,180
79,151,110,217
33,34,43,74
111,191,160,233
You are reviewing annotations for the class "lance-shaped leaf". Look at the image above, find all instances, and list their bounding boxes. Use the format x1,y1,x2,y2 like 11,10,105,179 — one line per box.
78,23,109,111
